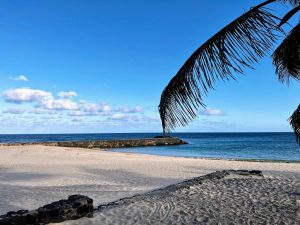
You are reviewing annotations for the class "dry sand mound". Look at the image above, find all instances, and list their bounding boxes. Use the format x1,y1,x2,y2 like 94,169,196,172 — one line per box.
61,170,300,225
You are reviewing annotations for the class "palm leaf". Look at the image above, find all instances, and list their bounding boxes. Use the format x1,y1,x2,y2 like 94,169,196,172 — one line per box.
289,104,300,144
272,23,300,83
279,5,300,26
159,6,282,133
279,0,300,6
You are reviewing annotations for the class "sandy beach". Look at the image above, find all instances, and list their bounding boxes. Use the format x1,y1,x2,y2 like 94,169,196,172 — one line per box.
63,170,300,225
0,145,299,217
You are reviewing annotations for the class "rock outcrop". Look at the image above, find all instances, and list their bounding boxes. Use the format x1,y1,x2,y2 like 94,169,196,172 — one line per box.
0,195,93,225
0,138,188,149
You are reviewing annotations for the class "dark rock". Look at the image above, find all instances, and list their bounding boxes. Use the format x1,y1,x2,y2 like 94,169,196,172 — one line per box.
38,195,93,224
153,135,172,138
249,170,263,176
6,212,16,216
16,210,28,214
0,195,93,225
227,170,263,176
0,210,38,225
25,211,38,224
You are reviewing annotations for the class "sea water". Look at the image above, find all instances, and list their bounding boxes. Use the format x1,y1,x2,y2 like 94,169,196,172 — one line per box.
0,132,299,161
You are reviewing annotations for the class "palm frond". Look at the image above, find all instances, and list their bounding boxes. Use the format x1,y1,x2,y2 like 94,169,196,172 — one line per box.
279,0,300,6
279,5,300,26
289,104,300,144
159,7,282,133
272,23,300,83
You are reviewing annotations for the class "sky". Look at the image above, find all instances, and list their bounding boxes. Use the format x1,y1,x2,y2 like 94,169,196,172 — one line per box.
0,0,298,134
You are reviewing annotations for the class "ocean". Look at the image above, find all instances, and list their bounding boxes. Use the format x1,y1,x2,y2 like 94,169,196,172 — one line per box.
0,132,299,161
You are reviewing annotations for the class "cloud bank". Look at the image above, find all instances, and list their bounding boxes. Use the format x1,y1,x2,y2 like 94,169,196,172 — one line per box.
1,88,225,133
2,88,146,121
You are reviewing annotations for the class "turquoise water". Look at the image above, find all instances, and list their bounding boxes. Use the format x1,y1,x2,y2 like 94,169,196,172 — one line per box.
112,133,300,161
0,132,299,161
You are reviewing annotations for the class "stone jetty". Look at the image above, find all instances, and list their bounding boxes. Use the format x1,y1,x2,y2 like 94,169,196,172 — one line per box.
0,137,187,149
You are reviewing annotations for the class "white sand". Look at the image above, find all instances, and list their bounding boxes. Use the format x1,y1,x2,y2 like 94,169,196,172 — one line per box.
0,145,299,215
63,171,300,225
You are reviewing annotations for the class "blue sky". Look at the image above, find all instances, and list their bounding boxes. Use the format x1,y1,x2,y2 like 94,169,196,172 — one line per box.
0,0,298,133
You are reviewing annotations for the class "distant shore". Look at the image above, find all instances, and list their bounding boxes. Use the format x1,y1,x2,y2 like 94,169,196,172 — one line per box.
1,145,299,215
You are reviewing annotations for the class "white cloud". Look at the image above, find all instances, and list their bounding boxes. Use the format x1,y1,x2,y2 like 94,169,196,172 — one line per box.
76,103,142,116
118,106,143,113
135,106,143,112
58,91,77,99
47,99,78,110
3,108,26,114
110,114,135,121
10,75,28,81
68,111,85,117
1,87,150,130
2,88,78,110
71,118,84,123
108,114,159,123
3,88,52,104
30,108,57,115
78,101,111,115
2,88,145,118
78,101,101,115
103,104,111,113
199,108,225,116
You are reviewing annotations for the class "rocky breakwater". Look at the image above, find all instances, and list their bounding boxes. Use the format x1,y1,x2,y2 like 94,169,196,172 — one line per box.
0,195,93,225
0,137,188,149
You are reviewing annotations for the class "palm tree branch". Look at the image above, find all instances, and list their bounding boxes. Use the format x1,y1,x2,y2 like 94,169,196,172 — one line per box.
279,0,300,6
289,104,300,144
159,5,282,133
279,5,300,26
272,23,300,83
